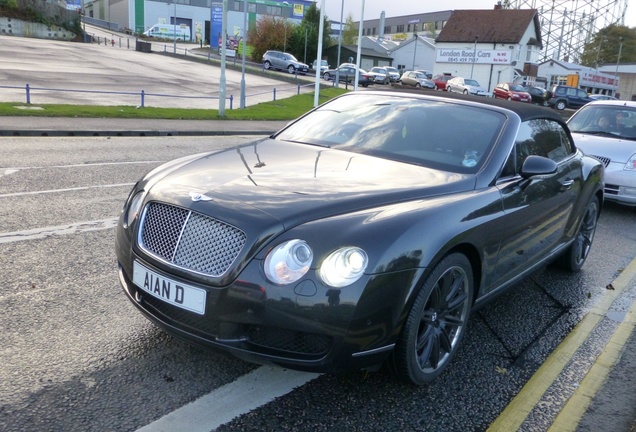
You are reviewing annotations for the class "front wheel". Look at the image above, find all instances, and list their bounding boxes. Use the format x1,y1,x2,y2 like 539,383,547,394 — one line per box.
288,65,296,74
415,82,421,88
323,72,331,81
263,61,271,70
555,197,599,272
463,89,468,94
390,253,473,385
556,100,567,110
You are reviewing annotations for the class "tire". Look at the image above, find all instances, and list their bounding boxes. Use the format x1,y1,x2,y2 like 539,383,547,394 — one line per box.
555,197,599,272
415,82,421,88
507,96,512,101
288,65,296,74
384,78,390,85
556,100,567,110
434,84,439,90
263,61,271,70
463,89,468,94
323,72,331,81
390,253,474,385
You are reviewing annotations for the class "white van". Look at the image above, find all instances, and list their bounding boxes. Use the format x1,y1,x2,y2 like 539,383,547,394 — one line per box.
143,23,191,41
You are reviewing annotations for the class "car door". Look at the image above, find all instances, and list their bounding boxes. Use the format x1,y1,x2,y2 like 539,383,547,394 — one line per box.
489,119,580,290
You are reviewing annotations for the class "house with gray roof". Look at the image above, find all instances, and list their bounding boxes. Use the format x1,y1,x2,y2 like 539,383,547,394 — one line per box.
434,7,543,93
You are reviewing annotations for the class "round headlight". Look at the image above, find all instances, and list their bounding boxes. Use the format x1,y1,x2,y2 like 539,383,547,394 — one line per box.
124,191,144,227
319,247,368,288
264,240,313,285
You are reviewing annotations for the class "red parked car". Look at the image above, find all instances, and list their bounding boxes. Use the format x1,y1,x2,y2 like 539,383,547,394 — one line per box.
493,82,532,103
432,74,455,91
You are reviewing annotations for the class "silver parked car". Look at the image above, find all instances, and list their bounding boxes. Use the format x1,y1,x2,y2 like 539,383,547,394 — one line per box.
384,66,401,82
399,71,435,89
568,100,636,206
446,77,489,96
262,50,309,74
367,67,390,84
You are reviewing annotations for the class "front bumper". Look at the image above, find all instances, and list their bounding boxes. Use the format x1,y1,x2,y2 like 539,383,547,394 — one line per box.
604,162,636,206
116,220,420,373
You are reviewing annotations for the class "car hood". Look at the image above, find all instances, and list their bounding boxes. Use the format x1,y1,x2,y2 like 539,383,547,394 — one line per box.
149,139,475,227
571,132,636,163
467,85,488,93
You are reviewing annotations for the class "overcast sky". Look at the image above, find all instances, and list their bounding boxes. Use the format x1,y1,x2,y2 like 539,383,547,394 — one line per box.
321,0,636,28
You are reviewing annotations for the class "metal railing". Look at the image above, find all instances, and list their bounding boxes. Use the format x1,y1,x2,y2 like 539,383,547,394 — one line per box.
0,82,315,110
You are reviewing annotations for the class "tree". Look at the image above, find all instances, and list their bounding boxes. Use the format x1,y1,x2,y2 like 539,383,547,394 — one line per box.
287,3,333,64
341,13,358,46
580,25,636,68
247,15,294,62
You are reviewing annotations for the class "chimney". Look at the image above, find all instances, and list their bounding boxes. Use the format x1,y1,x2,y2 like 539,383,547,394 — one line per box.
379,11,385,40
494,1,503,9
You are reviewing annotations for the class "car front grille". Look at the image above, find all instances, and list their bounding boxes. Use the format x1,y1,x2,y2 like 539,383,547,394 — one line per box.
138,202,246,277
590,154,611,167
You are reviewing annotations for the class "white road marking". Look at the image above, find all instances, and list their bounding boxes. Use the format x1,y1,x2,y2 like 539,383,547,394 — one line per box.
0,218,119,244
136,366,321,432
0,183,134,198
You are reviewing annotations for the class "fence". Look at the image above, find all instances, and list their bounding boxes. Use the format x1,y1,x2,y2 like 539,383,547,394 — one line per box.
0,82,317,110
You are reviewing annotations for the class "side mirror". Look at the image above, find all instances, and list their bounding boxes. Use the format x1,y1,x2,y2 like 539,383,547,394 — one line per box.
520,155,558,179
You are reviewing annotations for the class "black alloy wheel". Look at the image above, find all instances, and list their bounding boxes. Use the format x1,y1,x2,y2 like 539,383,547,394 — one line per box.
556,197,599,272
391,253,473,385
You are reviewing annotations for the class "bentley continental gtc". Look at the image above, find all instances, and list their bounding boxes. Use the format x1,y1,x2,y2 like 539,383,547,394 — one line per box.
116,91,604,385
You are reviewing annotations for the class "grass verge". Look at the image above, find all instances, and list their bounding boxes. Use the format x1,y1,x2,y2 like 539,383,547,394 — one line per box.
0,87,348,120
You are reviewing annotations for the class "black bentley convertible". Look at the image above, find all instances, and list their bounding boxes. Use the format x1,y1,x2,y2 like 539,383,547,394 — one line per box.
116,91,603,385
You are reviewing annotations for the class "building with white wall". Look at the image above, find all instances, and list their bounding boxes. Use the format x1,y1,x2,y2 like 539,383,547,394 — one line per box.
83,0,312,45
434,7,542,93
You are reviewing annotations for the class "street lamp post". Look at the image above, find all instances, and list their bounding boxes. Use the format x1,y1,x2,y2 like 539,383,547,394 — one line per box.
412,32,418,70
335,0,344,87
282,1,289,52
614,37,624,98
240,0,247,108
173,2,177,54
470,35,478,79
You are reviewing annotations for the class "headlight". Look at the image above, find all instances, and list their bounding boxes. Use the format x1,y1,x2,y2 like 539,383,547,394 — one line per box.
624,154,636,171
124,191,144,228
319,247,368,288
264,240,313,285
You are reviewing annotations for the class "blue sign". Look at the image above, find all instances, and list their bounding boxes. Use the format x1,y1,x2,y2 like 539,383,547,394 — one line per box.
210,3,223,49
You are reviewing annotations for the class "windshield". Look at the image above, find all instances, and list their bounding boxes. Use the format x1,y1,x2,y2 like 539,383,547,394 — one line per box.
465,79,480,87
568,105,636,140
510,84,526,92
274,94,505,174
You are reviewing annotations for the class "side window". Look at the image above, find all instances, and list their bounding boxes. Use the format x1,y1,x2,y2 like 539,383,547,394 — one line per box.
577,89,588,98
503,119,574,177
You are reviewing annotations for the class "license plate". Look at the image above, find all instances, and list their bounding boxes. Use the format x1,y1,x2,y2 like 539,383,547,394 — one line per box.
133,261,206,315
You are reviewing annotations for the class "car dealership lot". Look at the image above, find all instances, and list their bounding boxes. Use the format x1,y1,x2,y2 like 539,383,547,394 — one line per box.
1,135,635,431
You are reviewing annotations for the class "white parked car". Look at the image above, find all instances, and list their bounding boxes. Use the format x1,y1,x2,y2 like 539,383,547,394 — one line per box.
567,100,636,207
312,59,329,72
446,77,489,96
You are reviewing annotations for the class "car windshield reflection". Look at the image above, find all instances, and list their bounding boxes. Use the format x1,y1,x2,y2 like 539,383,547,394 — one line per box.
275,94,505,173
568,105,636,140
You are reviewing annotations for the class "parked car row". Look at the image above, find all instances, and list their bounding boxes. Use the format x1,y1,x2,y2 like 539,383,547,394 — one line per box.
259,55,613,115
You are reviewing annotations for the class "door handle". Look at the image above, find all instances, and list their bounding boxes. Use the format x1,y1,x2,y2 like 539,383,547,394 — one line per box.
560,179,574,191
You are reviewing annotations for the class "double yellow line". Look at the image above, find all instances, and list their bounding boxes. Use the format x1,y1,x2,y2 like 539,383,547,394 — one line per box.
489,257,636,432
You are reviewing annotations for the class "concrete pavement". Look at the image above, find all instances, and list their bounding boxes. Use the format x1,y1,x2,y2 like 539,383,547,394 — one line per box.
0,116,288,136
0,115,635,432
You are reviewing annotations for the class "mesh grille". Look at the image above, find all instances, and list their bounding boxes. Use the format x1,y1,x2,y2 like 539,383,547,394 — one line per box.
590,154,611,167
139,202,246,277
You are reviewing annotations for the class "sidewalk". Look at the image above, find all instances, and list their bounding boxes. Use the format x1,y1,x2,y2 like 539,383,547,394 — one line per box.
1,115,635,432
0,116,288,136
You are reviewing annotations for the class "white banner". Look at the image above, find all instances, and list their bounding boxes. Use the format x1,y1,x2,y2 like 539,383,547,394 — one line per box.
436,49,512,65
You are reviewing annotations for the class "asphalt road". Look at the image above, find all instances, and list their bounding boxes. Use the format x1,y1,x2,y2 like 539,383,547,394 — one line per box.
1,134,635,432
